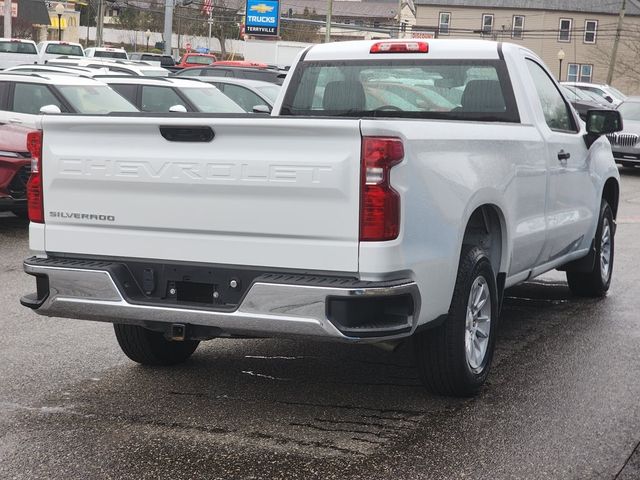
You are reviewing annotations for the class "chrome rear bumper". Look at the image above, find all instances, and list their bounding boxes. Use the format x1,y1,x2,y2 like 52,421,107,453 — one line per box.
22,258,420,342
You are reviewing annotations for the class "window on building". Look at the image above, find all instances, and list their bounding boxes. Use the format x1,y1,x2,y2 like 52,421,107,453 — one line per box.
558,18,572,42
580,64,593,82
567,63,593,82
439,12,451,35
512,15,524,39
584,20,598,43
482,14,494,36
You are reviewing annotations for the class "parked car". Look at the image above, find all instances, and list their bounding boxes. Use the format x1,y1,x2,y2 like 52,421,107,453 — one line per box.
561,81,627,107
199,77,280,112
0,38,39,69
176,65,287,85
609,97,640,167
560,85,611,120
0,124,30,218
22,40,621,398
176,53,217,68
101,76,244,113
0,73,138,127
4,64,109,77
46,58,169,76
36,41,84,64
85,47,128,60
129,52,175,66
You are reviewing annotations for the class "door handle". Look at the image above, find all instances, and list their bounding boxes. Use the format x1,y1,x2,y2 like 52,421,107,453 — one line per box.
557,150,571,161
8,118,23,124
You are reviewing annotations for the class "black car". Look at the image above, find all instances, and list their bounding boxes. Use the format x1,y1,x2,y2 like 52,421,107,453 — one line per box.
175,66,286,85
561,85,612,120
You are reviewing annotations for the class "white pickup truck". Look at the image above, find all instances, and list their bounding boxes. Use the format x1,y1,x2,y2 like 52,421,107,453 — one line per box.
21,40,623,396
0,38,38,69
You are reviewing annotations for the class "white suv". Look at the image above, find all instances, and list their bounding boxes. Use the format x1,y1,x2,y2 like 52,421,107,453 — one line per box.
0,73,138,127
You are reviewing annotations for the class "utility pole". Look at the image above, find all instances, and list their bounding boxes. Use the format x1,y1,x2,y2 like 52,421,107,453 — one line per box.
207,10,213,53
95,0,105,46
163,0,174,56
324,0,332,43
3,0,12,38
607,0,626,84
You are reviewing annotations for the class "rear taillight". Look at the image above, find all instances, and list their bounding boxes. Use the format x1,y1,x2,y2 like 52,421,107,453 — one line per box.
26,131,44,223
360,137,404,241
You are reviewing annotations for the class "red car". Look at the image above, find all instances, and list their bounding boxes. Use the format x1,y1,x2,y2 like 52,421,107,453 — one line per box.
0,124,31,218
176,53,217,68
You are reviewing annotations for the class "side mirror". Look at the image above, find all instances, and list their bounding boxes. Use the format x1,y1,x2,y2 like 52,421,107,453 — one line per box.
584,109,623,147
252,104,271,114
39,104,62,114
169,104,188,113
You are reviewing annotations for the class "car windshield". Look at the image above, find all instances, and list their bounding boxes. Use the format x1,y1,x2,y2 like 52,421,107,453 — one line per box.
618,101,640,121
256,85,280,102
45,43,83,56
185,55,214,65
281,60,518,122
94,51,127,59
0,41,37,54
607,86,627,100
180,86,244,113
141,69,170,77
57,85,138,114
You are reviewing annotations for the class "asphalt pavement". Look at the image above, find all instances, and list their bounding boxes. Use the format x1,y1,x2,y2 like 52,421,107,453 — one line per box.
1,169,639,479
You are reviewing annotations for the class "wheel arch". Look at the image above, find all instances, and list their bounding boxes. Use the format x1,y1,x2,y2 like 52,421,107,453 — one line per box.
602,177,619,219
461,203,509,278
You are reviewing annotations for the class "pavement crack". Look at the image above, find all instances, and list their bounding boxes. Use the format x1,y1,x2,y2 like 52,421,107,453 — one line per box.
290,422,393,439
277,400,426,416
313,417,404,431
614,438,640,479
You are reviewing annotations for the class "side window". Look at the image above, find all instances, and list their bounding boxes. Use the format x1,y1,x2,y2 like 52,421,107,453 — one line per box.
12,83,63,114
179,68,202,76
221,84,263,111
110,84,138,106
526,59,575,132
140,86,185,112
203,69,229,77
0,81,8,108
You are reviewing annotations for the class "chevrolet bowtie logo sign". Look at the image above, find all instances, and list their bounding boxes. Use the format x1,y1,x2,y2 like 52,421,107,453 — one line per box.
250,3,274,13
245,0,279,36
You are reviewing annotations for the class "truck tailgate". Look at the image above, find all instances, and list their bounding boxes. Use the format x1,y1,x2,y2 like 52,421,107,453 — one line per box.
40,116,362,272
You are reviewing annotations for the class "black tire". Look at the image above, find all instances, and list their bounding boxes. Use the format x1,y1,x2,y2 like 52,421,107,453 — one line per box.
566,201,614,297
414,245,499,397
113,324,199,366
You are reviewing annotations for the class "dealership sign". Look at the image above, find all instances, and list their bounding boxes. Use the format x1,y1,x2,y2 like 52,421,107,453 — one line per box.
245,0,279,36
0,2,18,18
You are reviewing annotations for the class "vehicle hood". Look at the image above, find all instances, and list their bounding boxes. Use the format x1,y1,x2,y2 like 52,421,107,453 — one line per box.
620,119,640,135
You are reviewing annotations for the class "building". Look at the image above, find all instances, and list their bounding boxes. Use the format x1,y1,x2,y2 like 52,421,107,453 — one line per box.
0,0,50,39
277,0,417,41
414,0,640,94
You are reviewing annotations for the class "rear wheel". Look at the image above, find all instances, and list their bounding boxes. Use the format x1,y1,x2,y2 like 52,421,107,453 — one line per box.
414,245,499,397
113,324,199,366
566,200,614,297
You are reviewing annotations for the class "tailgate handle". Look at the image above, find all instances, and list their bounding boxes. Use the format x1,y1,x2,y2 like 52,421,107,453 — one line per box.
160,126,214,142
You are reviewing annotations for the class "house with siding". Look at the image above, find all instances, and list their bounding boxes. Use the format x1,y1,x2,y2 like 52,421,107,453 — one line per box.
414,0,640,94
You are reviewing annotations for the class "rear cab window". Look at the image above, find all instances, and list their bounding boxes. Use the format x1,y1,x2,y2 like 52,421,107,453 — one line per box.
0,40,37,54
280,59,519,122
45,43,83,56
